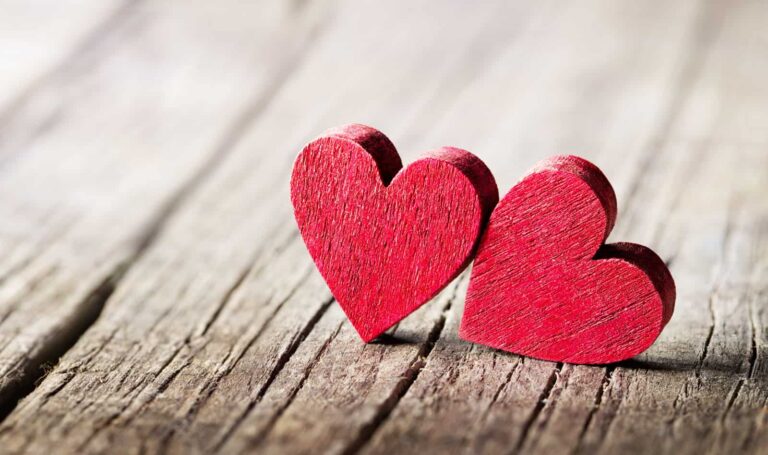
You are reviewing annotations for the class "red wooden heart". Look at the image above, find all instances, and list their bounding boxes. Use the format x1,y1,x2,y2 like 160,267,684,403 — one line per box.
461,155,675,364
291,124,498,342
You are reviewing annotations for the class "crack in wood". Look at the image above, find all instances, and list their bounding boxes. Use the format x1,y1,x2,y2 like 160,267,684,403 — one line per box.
589,383,626,454
196,264,258,339
572,366,615,455
0,264,120,421
746,293,759,382
217,314,342,451
699,291,718,381
510,362,564,455
664,199,737,441
478,356,522,427
728,289,765,454
150,264,318,450
209,293,337,450
40,330,119,403
667,288,720,438
720,292,760,423
73,336,198,450
197,229,303,339
340,289,457,455
0,0,333,425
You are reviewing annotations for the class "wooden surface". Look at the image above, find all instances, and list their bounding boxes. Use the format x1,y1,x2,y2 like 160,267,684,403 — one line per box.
0,0,765,454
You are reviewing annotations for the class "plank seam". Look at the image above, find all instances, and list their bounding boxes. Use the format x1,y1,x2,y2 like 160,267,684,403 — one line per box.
510,362,564,455
154,262,317,450
572,366,615,455
340,285,458,455
73,337,197,450
720,292,759,423
0,263,122,421
665,202,735,439
197,230,303,338
477,356,522,428
217,314,342,451
0,0,333,423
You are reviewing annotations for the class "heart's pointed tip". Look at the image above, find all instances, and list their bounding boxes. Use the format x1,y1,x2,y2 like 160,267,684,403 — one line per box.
354,329,376,344
351,322,384,344
457,325,472,344
360,334,377,343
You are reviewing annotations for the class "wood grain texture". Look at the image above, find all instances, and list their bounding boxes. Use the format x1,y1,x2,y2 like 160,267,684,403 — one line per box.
0,1,518,453
0,0,128,122
292,123,497,341
0,0,765,453
462,155,675,364
0,0,331,414
354,0,767,454
570,0,768,452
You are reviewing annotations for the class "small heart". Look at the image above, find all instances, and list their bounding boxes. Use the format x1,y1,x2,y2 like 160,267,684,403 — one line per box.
291,124,498,342
461,155,675,364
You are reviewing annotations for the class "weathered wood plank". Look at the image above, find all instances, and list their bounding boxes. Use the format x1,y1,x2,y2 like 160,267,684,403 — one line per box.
0,1,544,453
575,0,768,453
359,0,723,453
0,0,331,415
0,0,127,121
575,149,767,455
1,0,767,454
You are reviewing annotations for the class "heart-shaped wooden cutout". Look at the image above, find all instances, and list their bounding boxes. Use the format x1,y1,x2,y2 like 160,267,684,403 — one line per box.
461,155,675,364
291,124,498,342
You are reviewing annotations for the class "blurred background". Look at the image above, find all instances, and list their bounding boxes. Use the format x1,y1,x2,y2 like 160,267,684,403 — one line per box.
0,1,766,454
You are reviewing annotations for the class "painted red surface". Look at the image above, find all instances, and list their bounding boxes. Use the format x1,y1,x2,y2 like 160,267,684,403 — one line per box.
291,124,498,342
461,155,676,364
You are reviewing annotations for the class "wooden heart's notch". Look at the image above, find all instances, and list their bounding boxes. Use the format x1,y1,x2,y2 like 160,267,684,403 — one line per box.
320,124,499,220
292,123,498,342
546,156,676,329
321,123,403,185
461,154,676,364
